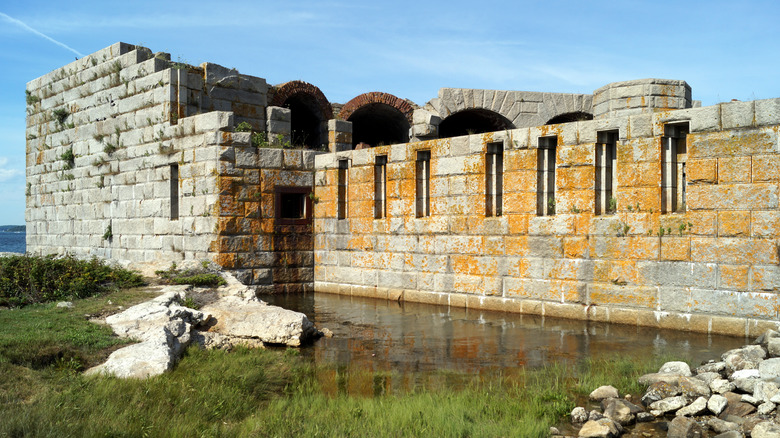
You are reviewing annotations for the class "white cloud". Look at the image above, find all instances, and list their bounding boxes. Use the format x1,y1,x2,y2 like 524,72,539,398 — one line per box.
0,157,23,184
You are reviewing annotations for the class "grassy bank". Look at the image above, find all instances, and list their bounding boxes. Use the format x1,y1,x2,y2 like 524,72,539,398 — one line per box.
0,262,668,437
1,302,667,437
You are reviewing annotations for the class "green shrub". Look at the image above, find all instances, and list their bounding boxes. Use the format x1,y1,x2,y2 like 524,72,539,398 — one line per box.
155,265,226,287
0,255,145,307
234,121,252,132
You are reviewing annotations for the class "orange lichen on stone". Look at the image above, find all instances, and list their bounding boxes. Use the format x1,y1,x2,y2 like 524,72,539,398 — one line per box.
718,211,751,237
718,156,752,184
719,264,750,291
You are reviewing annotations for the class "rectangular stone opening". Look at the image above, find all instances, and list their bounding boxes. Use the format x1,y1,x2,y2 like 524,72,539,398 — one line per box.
337,159,348,220
374,155,387,219
275,186,312,225
662,122,689,213
170,164,179,220
416,150,431,217
595,130,618,215
537,136,557,216
485,142,503,216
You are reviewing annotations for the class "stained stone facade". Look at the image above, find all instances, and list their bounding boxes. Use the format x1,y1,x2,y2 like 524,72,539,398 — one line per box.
25,42,780,335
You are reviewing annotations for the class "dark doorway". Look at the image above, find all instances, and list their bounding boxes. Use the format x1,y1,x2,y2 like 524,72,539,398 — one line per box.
348,103,410,148
284,93,323,149
545,111,593,125
438,109,514,138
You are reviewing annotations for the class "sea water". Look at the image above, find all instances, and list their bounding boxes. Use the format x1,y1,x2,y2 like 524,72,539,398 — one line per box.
0,232,25,253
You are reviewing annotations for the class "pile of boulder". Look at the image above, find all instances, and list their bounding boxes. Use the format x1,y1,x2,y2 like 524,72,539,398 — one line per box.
85,273,321,379
562,330,780,437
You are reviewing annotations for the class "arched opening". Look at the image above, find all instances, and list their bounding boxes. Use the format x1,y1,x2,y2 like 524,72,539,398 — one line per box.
348,103,410,147
438,109,514,138
270,81,332,150
545,111,593,125
283,93,323,148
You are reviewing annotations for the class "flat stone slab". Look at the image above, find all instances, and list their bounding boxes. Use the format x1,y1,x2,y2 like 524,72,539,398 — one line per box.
199,295,317,347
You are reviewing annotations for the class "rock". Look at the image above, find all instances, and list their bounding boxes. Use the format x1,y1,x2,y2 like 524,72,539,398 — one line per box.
760,358,780,382
642,381,681,406
636,412,655,422
720,395,756,418
708,417,740,433
590,385,619,401
756,382,780,403
550,426,560,435
769,339,780,358
722,345,767,372
708,394,729,415
649,395,688,414
757,330,780,349
660,361,693,377
56,301,73,308
578,418,621,438
695,371,721,385
697,361,727,375
199,295,317,347
105,288,207,341
744,394,761,405
679,376,711,398
667,416,703,437
638,373,682,386
321,327,334,338
218,271,259,300
588,410,604,421
711,378,736,394
758,401,777,416
191,331,265,350
85,324,183,378
752,421,780,438
602,398,636,426
572,407,588,424
712,431,743,438
677,397,708,417
732,369,761,393
770,393,780,404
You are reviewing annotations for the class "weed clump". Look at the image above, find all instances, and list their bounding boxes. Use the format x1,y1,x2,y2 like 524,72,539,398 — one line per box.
156,263,226,287
0,255,145,307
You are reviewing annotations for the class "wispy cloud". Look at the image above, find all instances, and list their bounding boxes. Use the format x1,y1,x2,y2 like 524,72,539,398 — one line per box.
0,12,84,57
0,158,23,184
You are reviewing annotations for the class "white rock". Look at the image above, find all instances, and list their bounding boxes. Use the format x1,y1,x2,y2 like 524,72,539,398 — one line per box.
199,295,316,347
710,378,736,394
755,381,780,403
760,358,780,381
743,394,761,405
56,301,73,308
571,406,588,423
752,421,780,438
659,361,692,376
589,385,619,401
708,394,728,416
649,395,688,414
758,401,777,416
676,396,707,417
578,418,620,438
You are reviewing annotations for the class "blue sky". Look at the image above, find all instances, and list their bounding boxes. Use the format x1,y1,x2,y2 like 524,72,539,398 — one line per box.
1,0,779,225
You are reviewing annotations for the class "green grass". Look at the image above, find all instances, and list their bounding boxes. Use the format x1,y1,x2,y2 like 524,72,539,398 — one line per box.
155,265,226,287
0,287,671,437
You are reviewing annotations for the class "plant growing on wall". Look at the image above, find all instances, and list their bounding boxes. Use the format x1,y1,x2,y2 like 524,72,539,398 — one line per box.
25,90,39,106
608,197,617,214
234,121,252,132
53,108,69,126
60,148,75,170
102,225,113,241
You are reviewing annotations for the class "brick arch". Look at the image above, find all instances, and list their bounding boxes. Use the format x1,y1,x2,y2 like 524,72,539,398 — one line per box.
270,80,333,120
339,92,415,123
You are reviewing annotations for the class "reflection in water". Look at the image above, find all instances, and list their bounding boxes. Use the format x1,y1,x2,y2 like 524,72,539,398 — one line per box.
262,293,748,396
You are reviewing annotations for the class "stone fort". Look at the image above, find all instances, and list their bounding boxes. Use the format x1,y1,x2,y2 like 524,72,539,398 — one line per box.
25,42,780,337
